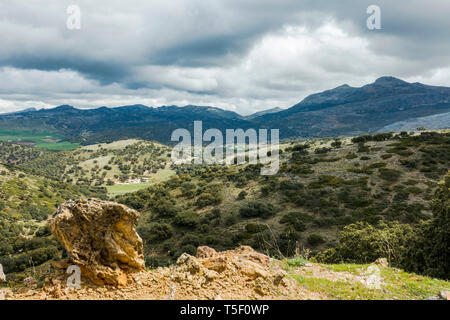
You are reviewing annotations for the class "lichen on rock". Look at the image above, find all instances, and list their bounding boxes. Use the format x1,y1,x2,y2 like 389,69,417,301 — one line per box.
48,199,145,287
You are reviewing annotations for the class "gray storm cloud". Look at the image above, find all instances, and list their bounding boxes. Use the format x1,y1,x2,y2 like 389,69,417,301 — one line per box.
0,0,449,114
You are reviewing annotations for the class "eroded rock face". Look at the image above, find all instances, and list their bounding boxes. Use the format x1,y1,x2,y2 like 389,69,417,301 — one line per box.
48,199,145,287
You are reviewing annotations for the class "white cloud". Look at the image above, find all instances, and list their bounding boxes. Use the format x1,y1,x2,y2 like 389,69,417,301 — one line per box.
0,1,449,114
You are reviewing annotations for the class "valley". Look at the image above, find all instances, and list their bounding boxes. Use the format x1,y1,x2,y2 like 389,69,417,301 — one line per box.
0,78,449,300
0,128,448,293
2,0,449,304
0,129,79,151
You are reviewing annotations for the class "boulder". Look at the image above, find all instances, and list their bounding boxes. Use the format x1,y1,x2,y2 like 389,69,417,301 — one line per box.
0,264,5,283
439,291,450,300
235,245,270,267
373,258,389,268
48,199,145,287
196,246,217,259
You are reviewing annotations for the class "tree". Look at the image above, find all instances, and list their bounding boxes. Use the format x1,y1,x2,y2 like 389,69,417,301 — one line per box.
307,234,325,246
314,221,415,265
402,174,449,279
174,211,200,228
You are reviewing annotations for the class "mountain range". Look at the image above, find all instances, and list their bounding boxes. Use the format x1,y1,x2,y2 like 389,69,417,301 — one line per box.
1,76,449,144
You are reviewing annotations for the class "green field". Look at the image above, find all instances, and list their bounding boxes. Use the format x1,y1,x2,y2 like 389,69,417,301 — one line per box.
106,169,176,197
0,129,78,150
107,182,154,197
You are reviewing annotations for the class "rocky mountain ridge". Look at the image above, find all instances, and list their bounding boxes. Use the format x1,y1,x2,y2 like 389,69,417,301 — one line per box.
1,77,449,144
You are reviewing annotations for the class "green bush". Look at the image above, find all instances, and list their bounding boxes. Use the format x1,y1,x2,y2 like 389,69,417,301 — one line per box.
196,192,222,208
181,234,204,247
223,214,238,226
378,168,402,183
237,190,248,200
239,202,275,219
279,180,304,191
245,223,268,234
315,147,331,154
174,211,200,228
180,244,197,256
279,212,311,232
402,174,450,279
277,226,301,256
345,152,358,160
285,257,308,267
331,140,342,148
307,234,325,246
138,223,173,244
314,221,415,265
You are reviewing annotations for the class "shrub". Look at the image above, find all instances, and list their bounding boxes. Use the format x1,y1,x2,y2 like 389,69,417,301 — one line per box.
314,221,415,266
180,244,197,256
223,214,238,226
331,140,342,148
403,179,419,186
279,212,310,232
292,144,309,152
174,211,200,228
307,234,325,246
237,190,248,200
279,180,304,191
196,192,222,208
245,223,268,234
151,198,179,217
378,168,402,183
315,147,331,154
357,142,370,153
138,223,173,243
345,153,358,160
181,234,203,247
239,202,275,219
181,182,196,198
285,257,307,267
402,174,450,279
277,226,301,256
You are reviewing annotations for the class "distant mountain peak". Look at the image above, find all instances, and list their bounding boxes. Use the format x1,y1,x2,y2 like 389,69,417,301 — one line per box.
374,76,408,85
245,107,283,119
0,107,36,115
54,105,76,111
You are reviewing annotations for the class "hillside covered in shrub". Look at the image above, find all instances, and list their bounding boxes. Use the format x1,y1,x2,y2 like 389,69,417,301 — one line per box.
0,130,448,282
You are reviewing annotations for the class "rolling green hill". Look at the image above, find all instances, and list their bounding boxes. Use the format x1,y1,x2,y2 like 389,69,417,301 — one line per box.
18,139,173,195
0,130,448,284
0,164,106,275
114,131,449,280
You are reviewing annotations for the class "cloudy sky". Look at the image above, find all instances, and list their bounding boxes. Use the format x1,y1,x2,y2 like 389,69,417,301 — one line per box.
0,0,449,115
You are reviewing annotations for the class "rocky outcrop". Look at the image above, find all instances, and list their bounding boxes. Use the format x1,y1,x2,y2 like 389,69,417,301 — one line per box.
48,199,145,287
373,258,389,268
5,244,447,300
172,245,297,298
0,264,5,283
